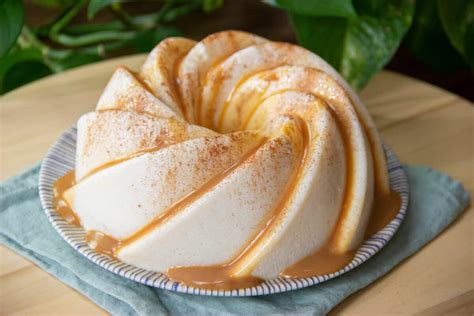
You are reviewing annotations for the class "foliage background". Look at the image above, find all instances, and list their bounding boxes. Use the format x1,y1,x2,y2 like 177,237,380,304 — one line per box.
0,0,472,100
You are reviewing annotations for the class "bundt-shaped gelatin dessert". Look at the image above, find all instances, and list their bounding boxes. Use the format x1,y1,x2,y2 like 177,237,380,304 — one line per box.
54,30,400,290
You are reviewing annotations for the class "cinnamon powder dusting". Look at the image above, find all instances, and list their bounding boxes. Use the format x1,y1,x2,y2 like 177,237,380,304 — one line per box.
53,171,80,226
52,33,402,291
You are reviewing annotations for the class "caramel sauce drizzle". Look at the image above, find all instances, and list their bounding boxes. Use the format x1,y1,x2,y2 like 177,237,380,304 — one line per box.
366,190,401,236
54,138,268,261
53,46,402,291
197,60,228,128
85,230,120,257
282,247,356,278
81,143,177,181
171,56,188,120
282,190,400,279
328,82,398,236
53,95,400,291
215,68,276,131
324,104,356,251
211,66,397,253
217,84,400,281
166,103,400,287
53,171,80,226
239,88,310,131
281,107,400,278
114,138,267,254
214,83,357,256
166,116,309,290
363,122,391,197
215,66,298,133
340,83,391,197
194,53,236,126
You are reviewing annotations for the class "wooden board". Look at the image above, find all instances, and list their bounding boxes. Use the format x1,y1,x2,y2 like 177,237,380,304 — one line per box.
1,55,473,315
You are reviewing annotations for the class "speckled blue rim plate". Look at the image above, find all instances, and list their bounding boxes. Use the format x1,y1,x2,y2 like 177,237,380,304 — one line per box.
39,125,409,297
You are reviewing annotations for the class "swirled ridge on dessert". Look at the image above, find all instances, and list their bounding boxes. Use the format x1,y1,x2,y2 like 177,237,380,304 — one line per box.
54,30,401,290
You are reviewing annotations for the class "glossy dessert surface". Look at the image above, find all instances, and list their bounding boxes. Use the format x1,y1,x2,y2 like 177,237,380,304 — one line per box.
53,30,400,290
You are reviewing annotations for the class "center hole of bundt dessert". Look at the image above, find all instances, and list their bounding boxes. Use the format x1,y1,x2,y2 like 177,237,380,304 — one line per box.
180,100,300,139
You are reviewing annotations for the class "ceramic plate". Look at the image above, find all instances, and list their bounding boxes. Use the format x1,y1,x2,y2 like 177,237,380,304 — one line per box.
39,126,409,296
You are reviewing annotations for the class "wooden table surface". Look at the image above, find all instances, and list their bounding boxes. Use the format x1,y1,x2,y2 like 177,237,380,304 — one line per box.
1,55,473,315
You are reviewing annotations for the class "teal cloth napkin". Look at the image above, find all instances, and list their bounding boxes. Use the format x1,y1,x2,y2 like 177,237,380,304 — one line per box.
0,164,470,315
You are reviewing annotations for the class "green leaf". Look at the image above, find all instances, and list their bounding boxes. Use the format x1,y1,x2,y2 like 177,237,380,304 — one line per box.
405,0,467,72
0,0,25,57
202,0,224,13
64,20,125,35
130,26,182,53
47,51,101,72
0,47,43,77
290,0,414,90
437,0,474,67
2,61,52,94
88,0,120,19
352,0,384,15
54,30,139,47
265,0,356,18
161,2,201,22
0,47,46,94
32,0,75,8
290,17,348,70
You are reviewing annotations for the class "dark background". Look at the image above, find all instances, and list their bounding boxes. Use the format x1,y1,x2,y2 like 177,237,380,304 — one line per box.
25,0,473,101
